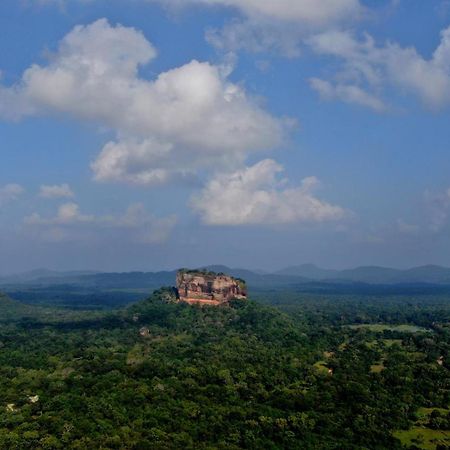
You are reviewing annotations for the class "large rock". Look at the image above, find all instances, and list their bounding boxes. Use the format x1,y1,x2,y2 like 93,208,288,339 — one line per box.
176,270,247,306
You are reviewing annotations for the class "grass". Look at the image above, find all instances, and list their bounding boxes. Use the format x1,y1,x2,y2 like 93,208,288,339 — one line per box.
393,427,450,449
365,340,378,349
370,363,385,373
313,361,330,375
416,408,450,425
366,338,403,349
348,323,431,333
393,407,450,449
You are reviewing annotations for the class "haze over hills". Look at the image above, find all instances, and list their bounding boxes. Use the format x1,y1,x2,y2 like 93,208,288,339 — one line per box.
275,264,450,284
275,264,339,280
0,269,98,284
276,264,404,283
2,264,450,289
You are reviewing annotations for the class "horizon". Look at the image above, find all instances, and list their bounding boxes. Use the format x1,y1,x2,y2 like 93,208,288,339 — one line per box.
1,1,450,272
3,261,450,277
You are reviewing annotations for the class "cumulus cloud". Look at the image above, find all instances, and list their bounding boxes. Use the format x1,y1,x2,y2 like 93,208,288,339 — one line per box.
0,184,25,206
308,27,450,110
25,202,177,244
39,183,74,199
191,159,346,225
0,19,285,185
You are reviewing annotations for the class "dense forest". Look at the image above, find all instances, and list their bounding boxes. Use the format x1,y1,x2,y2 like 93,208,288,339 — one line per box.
0,287,449,449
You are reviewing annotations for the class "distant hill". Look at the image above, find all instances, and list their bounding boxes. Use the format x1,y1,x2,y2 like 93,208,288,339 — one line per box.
26,271,176,289
3,264,450,291
0,269,98,284
203,265,311,288
392,265,450,284
334,266,401,284
275,264,450,285
275,264,338,280
0,292,40,320
202,265,260,281
275,264,402,283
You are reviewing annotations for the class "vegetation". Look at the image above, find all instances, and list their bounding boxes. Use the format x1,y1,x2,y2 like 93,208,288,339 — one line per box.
178,268,220,276
0,288,448,449
177,269,247,286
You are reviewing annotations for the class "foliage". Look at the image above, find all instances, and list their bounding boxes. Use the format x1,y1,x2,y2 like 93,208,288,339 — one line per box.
0,289,448,449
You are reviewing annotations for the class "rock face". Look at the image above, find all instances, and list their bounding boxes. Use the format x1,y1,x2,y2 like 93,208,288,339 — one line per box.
176,270,247,306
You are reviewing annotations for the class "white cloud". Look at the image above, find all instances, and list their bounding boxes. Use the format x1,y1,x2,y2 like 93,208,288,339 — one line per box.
39,183,74,199
0,83,35,121
25,202,177,244
25,202,93,225
30,0,363,25
28,0,364,56
191,159,346,225
91,139,176,185
199,0,363,55
0,19,285,185
308,26,450,110
309,78,386,112
0,184,25,206
205,19,310,57
149,0,362,24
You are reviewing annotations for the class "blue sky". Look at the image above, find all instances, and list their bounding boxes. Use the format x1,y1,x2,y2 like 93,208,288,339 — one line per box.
1,0,450,273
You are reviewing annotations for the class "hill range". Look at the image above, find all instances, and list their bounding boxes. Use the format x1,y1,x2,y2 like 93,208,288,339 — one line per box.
2,264,450,290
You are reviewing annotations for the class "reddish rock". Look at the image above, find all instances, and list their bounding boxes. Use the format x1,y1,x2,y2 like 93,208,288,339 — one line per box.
139,327,150,337
176,270,247,306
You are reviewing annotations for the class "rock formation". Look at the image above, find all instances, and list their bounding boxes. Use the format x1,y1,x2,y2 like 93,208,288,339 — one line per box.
176,269,247,306
139,327,150,337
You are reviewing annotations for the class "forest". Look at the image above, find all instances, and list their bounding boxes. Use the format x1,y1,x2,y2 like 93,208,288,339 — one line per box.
0,285,449,449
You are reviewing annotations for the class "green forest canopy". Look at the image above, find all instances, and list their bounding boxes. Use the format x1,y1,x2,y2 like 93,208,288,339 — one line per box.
0,288,448,449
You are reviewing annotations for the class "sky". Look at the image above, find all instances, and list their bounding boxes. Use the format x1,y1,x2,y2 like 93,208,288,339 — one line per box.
1,0,450,273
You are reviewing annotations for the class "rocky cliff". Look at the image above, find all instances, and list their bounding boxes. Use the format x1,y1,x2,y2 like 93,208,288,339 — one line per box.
176,270,247,305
